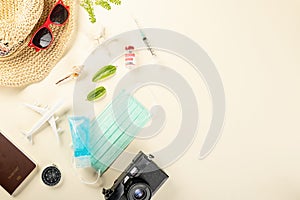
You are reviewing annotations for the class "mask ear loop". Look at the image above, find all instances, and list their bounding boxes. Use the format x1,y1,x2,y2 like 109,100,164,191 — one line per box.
69,144,102,185
129,84,167,139
131,84,159,116
78,171,101,185
147,86,159,114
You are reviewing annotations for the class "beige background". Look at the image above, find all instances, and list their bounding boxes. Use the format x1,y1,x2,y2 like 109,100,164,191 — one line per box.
1,0,300,199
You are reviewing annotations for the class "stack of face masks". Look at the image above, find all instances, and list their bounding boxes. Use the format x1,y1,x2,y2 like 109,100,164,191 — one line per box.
90,91,151,174
69,91,151,175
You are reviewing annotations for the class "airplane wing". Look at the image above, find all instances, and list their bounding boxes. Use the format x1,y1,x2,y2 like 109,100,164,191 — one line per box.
23,103,47,115
22,100,63,143
48,116,60,144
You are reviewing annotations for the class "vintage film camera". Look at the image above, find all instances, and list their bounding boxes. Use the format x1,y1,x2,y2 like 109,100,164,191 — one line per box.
102,151,169,200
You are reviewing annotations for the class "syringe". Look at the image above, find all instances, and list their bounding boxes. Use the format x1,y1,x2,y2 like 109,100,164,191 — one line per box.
134,19,156,57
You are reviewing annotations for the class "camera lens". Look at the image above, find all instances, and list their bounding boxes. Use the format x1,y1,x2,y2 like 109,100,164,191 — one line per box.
127,182,152,200
134,188,146,199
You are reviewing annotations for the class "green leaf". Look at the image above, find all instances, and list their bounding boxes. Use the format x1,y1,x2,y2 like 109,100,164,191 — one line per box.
80,0,122,23
109,0,121,5
80,0,97,23
92,65,117,82
87,86,107,101
95,0,112,10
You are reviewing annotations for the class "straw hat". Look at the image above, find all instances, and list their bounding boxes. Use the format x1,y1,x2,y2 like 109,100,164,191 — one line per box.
0,0,75,87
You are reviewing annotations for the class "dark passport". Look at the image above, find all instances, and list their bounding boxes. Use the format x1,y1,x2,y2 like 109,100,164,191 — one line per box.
0,131,36,196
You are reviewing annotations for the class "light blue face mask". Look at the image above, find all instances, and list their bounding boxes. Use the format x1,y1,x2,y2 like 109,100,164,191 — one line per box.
89,91,151,174
68,116,91,168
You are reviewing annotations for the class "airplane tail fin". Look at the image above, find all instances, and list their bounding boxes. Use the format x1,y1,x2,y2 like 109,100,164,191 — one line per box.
55,128,63,144
21,131,33,144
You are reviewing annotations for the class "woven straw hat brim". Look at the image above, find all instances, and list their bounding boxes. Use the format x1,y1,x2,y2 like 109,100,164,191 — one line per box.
0,0,76,87
0,0,44,57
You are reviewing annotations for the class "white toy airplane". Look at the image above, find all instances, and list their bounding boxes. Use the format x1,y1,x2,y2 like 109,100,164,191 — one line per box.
22,100,64,144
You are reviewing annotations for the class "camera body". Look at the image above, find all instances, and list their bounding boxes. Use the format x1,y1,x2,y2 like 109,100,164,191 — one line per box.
103,151,169,200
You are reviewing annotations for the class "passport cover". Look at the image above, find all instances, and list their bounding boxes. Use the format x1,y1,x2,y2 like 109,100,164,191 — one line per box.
0,131,36,195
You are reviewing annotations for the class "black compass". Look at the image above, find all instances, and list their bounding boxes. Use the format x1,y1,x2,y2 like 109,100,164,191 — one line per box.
41,165,62,186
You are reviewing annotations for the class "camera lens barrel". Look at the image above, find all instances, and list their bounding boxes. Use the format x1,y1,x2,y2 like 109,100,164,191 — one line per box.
127,182,152,200
134,188,146,199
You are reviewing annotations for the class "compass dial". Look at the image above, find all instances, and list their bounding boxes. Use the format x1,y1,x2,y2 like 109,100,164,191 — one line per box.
41,165,61,186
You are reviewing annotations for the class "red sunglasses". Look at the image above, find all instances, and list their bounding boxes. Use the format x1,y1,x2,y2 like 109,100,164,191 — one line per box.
28,0,70,52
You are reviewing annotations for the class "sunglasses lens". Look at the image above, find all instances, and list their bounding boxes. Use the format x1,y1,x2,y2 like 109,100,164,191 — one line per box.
50,4,69,24
32,27,52,49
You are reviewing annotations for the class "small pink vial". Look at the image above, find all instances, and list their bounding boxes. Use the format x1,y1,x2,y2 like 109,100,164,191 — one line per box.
125,46,136,68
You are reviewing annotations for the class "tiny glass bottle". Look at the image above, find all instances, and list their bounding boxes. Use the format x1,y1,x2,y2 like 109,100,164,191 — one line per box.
125,45,136,69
